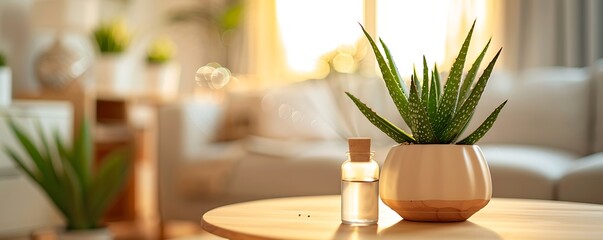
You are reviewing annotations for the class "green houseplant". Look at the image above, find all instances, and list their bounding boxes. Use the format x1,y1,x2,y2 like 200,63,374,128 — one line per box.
92,20,134,95
4,119,129,239
146,37,175,64
144,37,181,100
93,21,130,54
347,21,507,222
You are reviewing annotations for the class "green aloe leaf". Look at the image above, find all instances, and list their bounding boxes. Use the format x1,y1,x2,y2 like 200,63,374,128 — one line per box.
428,75,439,126
379,38,408,94
458,38,491,106
7,120,60,192
413,66,422,96
4,121,72,227
458,100,508,145
3,147,41,185
53,130,71,161
435,20,476,133
440,49,502,143
88,149,129,224
72,120,92,192
433,64,442,102
408,79,438,143
421,56,430,104
60,153,88,229
360,24,412,128
345,92,416,143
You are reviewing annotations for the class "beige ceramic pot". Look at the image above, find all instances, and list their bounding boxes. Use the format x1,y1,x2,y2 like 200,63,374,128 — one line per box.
380,144,492,222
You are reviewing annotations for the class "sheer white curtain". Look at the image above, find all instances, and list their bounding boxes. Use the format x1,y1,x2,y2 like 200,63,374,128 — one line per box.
499,0,603,71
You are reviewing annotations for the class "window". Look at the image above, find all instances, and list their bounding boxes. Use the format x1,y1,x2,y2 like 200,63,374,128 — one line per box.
275,0,491,79
276,0,364,79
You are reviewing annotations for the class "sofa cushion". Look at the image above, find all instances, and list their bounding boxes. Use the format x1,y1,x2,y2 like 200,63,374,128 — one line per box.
254,79,340,140
558,152,603,204
474,68,590,155
226,141,393,199
481,145,577,200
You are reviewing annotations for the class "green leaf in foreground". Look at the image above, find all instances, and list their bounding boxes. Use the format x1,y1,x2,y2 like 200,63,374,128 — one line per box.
345,92,415,143
408,79,438,143
458,100,508,145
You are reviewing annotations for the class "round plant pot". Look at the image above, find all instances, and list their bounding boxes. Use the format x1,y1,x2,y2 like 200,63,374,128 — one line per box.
0,67,12,106
143,62,180,100
58,228,113,240
380,144,492,222
94,54,134,96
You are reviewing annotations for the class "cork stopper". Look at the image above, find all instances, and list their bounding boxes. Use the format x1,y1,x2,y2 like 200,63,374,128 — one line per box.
348,137,371,162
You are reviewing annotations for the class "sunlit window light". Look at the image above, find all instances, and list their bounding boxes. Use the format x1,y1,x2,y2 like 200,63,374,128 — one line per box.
377,0,452,78
276,0,363,76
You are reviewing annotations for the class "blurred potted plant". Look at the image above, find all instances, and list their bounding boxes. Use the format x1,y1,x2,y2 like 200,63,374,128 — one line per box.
92,20,132,96
170,0,243,70
4,119,129,239
0,52,11,106
346,21,507,222
144,36,180,100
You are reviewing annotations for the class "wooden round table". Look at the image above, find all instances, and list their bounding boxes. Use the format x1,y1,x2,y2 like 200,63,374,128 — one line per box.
202,195,603,239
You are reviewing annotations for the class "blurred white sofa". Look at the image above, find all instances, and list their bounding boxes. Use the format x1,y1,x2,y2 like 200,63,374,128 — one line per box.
158,62,603,222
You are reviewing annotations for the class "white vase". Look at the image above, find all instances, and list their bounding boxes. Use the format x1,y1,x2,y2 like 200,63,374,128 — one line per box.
380,144,492,222
143,62,181,100
0,67,12,106
58,228,113,240
94,54,134,96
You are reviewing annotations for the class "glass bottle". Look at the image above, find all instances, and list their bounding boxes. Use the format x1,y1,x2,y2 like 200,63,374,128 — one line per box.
341,137,379,225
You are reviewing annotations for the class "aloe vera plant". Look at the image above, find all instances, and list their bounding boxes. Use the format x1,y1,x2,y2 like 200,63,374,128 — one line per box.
4,119,129,230
347,21,507,145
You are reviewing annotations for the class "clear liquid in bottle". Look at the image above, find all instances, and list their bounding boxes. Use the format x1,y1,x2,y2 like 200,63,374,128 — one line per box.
341,179,379,225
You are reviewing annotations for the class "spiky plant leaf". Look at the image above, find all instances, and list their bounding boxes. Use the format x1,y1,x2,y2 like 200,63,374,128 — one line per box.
360,25,412,128
428,75,439,125
433,64,442,102
408,79,438,143
458,38,491,106
413,66,422,96
435,20,476,133
54,130,71,162
458,100,508,145
440,49,502,143
88,149,129,225
379,38,408,94
7,120,59,192
72,120,92,192
4,118,129,230
60,155,88,229
345,92,415,143
421,56,430,103
4,124,72,226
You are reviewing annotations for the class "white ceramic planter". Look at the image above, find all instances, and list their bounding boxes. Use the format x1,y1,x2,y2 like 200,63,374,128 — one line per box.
143,62,180,100
94,54,134,96
58,228,113,240
0,67,12,106
380,144,492,222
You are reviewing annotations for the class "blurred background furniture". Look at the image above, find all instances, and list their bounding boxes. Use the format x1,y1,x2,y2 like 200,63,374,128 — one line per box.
158,62,603,223
0,100,72,238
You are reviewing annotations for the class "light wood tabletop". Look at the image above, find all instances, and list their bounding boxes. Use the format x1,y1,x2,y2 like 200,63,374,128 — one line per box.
201,195,603,239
